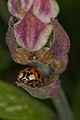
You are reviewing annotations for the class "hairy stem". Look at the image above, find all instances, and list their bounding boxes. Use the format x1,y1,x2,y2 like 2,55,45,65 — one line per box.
51,89,74,120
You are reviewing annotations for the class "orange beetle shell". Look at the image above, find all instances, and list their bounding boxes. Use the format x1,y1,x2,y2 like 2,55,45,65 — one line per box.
19,68,43,82
17,67,44,87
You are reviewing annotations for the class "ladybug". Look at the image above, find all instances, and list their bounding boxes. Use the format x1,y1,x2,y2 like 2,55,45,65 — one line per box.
17,67,44,87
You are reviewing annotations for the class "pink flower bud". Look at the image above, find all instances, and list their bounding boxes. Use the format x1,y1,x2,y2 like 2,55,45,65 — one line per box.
6,0,70,99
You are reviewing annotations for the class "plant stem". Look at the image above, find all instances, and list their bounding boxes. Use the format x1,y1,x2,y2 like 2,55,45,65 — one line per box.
51,89,74,120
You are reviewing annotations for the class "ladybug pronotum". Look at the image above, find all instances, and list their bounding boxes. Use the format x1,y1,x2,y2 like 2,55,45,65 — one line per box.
17,67,44,87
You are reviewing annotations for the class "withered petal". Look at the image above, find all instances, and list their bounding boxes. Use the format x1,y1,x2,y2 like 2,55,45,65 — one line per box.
51,55,69,74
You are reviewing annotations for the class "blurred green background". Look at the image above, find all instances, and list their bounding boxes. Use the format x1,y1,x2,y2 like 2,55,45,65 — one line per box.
0,0,80,120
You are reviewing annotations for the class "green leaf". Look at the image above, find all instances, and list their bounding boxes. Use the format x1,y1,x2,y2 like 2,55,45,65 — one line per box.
0,81,55,120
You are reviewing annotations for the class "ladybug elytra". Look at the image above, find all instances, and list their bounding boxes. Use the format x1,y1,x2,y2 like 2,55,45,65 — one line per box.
17,67,44,87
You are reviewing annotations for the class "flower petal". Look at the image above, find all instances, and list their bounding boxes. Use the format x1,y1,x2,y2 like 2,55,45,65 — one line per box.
16,79,60,99
33,0,59,23
14,9,52,51
52,55,69,73
8,0,33,19
6,17,31,65
20,0,33,13
51,19,70,60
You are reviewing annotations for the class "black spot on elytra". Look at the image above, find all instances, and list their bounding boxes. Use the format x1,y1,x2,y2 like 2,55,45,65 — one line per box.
37,73,40,79
27,72,33,76
27,68,31,71
21,71,26,79
34,70,38,73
